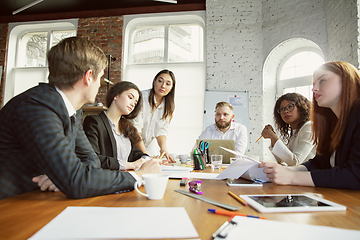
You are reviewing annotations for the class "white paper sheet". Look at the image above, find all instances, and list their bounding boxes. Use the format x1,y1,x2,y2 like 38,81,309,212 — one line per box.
215,156,269,182
220,147,261,163
161,164,193,178
189,172,220,179
213,216,360,240
216,159,256,179
29,207,198,239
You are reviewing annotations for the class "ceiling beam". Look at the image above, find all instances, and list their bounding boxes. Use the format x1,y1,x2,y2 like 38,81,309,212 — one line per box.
0,3,205,23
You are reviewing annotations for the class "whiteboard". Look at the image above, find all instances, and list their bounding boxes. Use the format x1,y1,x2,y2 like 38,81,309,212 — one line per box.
204,90,250,151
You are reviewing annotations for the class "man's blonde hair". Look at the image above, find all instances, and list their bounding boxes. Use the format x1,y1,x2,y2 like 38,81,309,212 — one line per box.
215,101,233,112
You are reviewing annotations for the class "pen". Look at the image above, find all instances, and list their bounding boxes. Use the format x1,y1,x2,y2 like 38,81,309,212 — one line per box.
228,191,248,206
159,152,166,159
211,220,230,239
211,218,237,239
208,209,266,219
255,135,263,143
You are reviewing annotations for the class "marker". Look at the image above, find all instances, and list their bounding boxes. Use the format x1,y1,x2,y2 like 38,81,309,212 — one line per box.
228,191,248,206
255,135,263,143
208,209,266,219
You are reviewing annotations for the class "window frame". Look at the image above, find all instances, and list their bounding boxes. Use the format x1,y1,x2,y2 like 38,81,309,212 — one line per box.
16,27,76,68
124,13,205,66
3,19,77,105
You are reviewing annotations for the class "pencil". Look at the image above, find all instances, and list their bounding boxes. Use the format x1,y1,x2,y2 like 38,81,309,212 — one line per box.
255,135,263,143
159,152,166,159
228,191,248,206
208,209,266,219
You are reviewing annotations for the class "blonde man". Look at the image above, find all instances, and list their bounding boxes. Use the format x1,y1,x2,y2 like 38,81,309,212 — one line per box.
197,101,247,154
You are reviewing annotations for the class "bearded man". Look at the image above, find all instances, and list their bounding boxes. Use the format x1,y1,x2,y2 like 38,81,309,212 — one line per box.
196,101,247,155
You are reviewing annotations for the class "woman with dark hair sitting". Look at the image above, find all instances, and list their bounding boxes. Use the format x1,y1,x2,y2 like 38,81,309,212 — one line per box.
83,81,153,171
261,92,316,166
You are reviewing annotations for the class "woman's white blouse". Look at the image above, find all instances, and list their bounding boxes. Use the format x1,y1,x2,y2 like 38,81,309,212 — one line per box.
104,112,131,170
269,121,316,166
132,89,170,148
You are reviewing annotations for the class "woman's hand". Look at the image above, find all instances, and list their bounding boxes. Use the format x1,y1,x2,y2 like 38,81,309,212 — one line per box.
259,162,295,185
261,124,279,147
162,151,175,163
259,162,314,187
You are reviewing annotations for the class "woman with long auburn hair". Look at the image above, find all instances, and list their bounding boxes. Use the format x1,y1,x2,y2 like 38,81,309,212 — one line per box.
259,61,360,190
132,69,176,162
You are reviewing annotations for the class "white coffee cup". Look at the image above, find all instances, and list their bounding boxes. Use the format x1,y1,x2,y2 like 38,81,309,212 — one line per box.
134,174,169,200
179,154,189,164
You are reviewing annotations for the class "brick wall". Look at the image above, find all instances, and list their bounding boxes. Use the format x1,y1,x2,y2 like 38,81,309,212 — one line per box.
206,0,264,156
262,0,327,59
324,0,359,68
261,0,327,159
0,23,8,107
77,16,124,105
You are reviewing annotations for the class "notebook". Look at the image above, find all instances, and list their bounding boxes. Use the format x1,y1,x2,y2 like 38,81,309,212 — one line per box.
196,139,235,164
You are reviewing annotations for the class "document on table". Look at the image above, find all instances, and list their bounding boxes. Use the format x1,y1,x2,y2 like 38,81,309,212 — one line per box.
161,164,193,179
213,215,360,240
189,172,220,179
29,207,199,239
217,147,269,182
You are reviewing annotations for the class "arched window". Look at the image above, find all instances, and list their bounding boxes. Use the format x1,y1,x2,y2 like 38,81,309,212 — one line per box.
278,50,325,100
262,38,325,161
124,12,206,155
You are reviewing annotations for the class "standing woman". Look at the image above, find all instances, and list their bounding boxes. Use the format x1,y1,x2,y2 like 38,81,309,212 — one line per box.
132,69,176,162
83,81,151,171
260,61,360,190
261,93,316,166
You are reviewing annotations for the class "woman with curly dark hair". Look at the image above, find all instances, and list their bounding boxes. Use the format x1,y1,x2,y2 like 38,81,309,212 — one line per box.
260,93,316,166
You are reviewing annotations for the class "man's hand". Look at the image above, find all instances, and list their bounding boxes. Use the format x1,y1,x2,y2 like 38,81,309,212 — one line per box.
32,175,60,192
135,159,162,179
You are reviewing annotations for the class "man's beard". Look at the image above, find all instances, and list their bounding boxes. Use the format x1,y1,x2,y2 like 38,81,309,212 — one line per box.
215,119,231,130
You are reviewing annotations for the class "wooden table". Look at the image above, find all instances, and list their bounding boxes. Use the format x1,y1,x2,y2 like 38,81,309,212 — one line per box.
1,175,360,239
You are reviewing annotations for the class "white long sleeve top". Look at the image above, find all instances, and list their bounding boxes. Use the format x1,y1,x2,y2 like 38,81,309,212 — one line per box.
131,89,170,149
269,121,316,166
